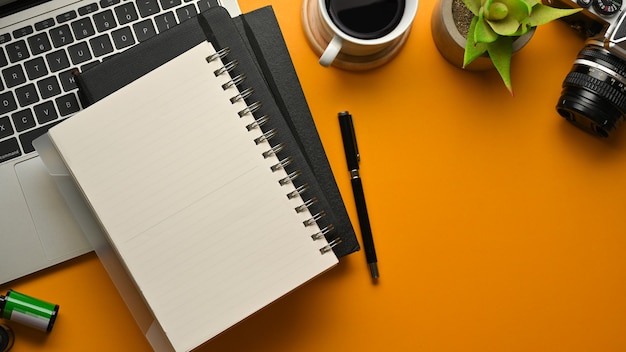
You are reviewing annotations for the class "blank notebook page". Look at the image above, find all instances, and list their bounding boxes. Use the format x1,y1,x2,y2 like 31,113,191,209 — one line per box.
48,42,338,351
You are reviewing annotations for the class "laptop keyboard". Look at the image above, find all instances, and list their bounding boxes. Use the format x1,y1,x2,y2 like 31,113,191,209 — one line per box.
0,0,234,164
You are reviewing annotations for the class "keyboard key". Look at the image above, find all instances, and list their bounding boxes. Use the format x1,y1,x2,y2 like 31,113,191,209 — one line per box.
176,5,196,22
59,68,79,91
12,109,36,131
137,0,160,17
19,120,62,153
12,26,34,39
90,34,114,57
2,65,26,88
34,18,56,31
15,84,39,106
159,0,181,11
133,19,156,42
100,0,121,7
93,10,118,32
155,12,177,32
0,116,14,139
56,10,77,23
37,76,61,99
33,101,58,124
5,40,30,63
24,57,48,80
197,0,217,13
50,24,75,47
0,33,11,44
56,93,80,116
68,41,92,65
46,50,71,72
78,3,100,15
27,32,52,55
0,138,21,163
112,26,135,49
0,92,18,115
71,18,96,40
115,3,139,25
0,48,7,67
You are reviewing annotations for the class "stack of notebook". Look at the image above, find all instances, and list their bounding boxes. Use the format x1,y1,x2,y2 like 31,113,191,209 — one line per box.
34,6,358,352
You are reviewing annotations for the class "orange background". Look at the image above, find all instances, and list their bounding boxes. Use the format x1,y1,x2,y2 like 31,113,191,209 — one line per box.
3,0,626,351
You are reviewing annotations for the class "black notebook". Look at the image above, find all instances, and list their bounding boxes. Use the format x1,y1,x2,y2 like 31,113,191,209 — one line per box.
35,6,357,351
75,6,359,258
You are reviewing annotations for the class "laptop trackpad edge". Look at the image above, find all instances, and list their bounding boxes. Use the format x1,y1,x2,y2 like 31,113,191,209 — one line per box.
14,157,91,261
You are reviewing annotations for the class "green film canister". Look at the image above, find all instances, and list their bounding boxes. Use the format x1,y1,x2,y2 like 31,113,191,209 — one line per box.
0,323,14,352
0,290,59,332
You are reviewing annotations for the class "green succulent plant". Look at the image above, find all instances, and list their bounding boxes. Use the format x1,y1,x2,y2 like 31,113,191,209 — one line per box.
462,0,580,94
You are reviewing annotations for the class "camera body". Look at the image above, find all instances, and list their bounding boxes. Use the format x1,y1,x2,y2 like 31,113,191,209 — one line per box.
548,0,626,137
546,0,626,53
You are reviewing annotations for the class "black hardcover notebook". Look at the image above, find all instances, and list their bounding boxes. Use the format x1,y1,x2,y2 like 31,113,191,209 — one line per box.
75,6,359,258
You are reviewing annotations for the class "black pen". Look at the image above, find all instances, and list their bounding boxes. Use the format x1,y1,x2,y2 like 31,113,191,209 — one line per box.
338,111,379,280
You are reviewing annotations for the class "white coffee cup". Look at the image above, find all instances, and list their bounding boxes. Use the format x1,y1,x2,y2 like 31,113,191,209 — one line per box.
315,0,418,68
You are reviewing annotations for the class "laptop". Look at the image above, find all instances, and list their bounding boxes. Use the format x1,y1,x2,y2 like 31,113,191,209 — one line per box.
0,0,241,284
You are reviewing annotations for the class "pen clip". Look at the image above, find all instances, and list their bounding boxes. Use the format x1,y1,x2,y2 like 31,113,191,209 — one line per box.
348,114,360,164
339,111,360,171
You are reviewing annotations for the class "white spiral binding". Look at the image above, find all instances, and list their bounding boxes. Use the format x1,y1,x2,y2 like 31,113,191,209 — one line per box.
287,184,309,199
312,224,335,240
214,59,238,76
230,87,254,103
304,210,326,227
319,238,341,254
270,157,293,172
262,143,284,159
207,47,341,255
279,170,301,186
246,115,269,131
295,197,318,213
254,129,277,145
205,47,230,62
238,101,262,117
222,73,246,90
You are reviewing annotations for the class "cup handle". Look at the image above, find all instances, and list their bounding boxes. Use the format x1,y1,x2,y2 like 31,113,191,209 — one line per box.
319,35,343,67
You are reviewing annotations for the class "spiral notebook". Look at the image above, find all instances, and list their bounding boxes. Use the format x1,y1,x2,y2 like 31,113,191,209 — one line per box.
73,5,359,258
35,38,339,352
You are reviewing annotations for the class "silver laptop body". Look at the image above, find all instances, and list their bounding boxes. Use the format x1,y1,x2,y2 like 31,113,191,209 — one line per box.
0,0,241,284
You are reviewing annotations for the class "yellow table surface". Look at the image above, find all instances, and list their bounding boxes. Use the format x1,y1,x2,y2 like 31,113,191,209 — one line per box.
4,0,626,351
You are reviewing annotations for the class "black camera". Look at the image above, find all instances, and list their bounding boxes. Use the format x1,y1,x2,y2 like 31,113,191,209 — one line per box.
546,0,626,137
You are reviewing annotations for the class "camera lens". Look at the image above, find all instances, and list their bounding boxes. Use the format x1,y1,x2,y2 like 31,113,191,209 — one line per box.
556,40,626,137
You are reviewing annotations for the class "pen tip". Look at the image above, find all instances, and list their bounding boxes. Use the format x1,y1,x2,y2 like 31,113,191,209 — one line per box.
369,263,379,280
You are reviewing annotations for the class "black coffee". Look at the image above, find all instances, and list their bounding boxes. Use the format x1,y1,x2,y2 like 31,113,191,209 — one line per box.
326,0,405,40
